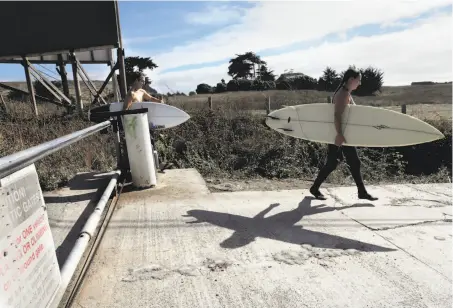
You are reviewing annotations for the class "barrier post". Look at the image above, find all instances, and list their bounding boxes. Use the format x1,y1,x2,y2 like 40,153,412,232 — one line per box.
122,112,157,188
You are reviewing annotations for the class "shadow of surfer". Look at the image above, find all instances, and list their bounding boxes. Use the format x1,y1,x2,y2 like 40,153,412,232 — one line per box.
184,197,394,252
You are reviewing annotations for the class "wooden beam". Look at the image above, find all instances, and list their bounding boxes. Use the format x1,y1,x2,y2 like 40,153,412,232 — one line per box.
70,51,83,115
90,62,118,106
0,82,66,107
109,60,120,102
57,54,70,97
26,61,72,105
0,93,9,115
28,69,63,103
75,58,107,105
117,48,127,100
22,57,38,117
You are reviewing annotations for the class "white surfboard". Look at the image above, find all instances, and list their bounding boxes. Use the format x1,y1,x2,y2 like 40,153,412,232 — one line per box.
265,103,444,147
108,102,190,130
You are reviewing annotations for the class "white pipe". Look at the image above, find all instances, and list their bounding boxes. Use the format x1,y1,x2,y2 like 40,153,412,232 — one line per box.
123,113,157,188
49,170,121,308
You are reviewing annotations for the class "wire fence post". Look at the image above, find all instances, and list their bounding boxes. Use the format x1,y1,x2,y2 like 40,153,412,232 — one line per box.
265,97,271,114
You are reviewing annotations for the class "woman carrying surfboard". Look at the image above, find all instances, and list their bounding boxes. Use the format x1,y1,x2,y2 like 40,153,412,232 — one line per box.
122,76,164,111
310,68,378,201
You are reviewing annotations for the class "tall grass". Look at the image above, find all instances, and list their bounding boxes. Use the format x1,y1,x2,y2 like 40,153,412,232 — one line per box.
156,108,452,186
0,101,116,190
1,85,451,191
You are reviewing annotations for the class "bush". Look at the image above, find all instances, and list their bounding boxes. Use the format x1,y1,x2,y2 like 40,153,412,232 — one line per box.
7,90,27,101
34,80,63,100
196,83,213,94
276,79,292,90
215,82,227,93
189,91,197,96
227,80,240,92
3,99,450,191
237,79,252,91
354,67,384,96
320,67,341,92
251,80,276,91
155,108,451,183
292,75,318,90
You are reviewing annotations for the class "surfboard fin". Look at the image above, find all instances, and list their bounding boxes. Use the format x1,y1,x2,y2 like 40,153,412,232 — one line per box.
278,128,293,132
266,115,280,120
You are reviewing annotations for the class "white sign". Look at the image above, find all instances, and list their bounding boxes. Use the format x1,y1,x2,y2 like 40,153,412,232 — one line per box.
0,164,61,308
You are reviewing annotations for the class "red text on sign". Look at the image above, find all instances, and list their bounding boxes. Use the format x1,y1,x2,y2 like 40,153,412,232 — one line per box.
22,225,33,239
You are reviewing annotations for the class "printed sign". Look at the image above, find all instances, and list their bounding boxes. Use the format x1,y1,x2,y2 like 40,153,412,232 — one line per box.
0,164,61,308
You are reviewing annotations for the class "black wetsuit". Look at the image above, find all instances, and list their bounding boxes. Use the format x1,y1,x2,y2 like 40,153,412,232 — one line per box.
310,88,376,200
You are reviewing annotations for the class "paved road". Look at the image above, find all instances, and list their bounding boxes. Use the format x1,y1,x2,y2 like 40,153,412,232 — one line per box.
68,169,452,308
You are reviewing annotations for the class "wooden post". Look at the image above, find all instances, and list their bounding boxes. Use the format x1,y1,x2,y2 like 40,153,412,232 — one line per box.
109,60,120,102
266,97,271,114
0,93,9,115
57,54,70,98
70,51,83,115
22,57,38,117
75,58,107,105
401,104,407,114
117,48,127,100
28,63,72,105
208,96,212,109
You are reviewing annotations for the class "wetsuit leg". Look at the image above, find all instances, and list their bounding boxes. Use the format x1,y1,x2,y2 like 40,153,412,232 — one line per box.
342,146,378,200
311,144,342,191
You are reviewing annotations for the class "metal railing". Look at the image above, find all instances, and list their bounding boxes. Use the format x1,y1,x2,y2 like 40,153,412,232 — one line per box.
0,108,149,180
0,120,112,179
0,108,151,308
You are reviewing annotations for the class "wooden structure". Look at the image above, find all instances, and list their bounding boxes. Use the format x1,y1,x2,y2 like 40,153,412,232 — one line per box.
0,1,128,116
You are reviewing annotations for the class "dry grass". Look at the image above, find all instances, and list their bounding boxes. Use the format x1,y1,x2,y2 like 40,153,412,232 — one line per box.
0,82,451,191
0,101,116,191
167,83,452,114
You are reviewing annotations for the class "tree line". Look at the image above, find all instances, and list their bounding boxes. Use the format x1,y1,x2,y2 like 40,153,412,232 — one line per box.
194,51,384,96
6,51,384,101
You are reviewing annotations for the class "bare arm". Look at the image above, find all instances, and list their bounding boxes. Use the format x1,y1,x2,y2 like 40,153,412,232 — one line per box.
333,91,349,135
141,90,162,103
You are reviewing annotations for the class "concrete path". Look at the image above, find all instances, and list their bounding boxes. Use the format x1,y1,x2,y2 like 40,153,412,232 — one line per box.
45,171,114,267
71,169,452,308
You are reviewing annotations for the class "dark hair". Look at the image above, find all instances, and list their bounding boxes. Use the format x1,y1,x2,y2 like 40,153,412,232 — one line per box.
130,75,145,90
135,75,145,84
333,67,361,94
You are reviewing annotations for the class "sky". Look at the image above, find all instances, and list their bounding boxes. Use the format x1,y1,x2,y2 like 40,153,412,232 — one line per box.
0,0,451,94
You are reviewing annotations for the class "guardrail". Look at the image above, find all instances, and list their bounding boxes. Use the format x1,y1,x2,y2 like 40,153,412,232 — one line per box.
0,120,112,179
0,108,151,308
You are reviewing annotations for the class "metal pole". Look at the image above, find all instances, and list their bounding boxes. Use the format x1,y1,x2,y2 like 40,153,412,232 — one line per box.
112,119,122,169
49,170,121,308
0,120,111,179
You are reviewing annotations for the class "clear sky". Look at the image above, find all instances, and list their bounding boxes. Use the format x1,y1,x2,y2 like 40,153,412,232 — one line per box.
0,1,451,94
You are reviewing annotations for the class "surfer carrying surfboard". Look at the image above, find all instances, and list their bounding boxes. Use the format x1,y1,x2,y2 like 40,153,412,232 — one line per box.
310,68,378,201
123,76,164,111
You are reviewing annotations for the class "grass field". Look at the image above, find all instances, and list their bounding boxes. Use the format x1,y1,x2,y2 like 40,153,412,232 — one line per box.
0,82,451,191
167,83,452,108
